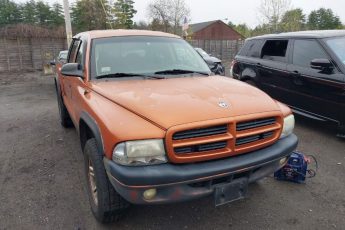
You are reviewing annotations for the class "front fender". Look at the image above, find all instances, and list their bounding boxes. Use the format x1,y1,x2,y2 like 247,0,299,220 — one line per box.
78,90,166,159
79,111,104,155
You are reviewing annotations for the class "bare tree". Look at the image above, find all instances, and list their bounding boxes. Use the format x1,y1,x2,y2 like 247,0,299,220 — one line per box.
258,0,291,32
171,0,190,34
147,0,190,34
147,0,170,32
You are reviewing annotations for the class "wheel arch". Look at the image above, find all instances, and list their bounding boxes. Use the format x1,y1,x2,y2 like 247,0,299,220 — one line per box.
241,67,257,82
54,75,60,95
79,111,104,155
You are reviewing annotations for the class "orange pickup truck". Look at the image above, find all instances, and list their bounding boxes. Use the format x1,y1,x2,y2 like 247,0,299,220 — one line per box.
55,30,298,223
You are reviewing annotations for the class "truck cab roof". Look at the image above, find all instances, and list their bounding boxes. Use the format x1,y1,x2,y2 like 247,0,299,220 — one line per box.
75,29,181,40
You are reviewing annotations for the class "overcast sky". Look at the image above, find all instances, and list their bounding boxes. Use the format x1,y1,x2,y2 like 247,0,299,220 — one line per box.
14,0,345,28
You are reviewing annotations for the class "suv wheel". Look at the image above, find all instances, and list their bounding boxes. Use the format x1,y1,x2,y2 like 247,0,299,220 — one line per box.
55,80,73,128
83,138,129,223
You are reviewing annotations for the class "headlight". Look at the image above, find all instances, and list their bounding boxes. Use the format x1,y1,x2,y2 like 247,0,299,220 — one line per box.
280,114,295,139
112,139,167,166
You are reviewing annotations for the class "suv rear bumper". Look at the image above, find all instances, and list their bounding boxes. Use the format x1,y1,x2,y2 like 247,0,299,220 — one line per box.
104,134,298,204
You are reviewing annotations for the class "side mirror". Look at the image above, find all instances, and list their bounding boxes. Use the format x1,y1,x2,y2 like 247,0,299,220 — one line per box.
61,63,83,78
310,59,333,70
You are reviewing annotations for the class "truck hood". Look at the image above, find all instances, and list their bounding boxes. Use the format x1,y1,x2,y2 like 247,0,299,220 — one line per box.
90,76,280,129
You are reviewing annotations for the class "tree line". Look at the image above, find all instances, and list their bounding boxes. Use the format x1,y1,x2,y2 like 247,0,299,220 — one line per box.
0,0,138,32
0,0,64,27
0,0,344,38
70,0,190,34
230,0,344,38
0,0,190,35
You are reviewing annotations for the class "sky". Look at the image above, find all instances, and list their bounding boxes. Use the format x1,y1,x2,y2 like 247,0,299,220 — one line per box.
14,0,345,28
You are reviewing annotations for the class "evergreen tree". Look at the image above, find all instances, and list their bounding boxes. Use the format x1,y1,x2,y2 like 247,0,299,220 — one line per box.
113,0,137,29
50,3,64,27
234,23,251,38
21,0,36,24
35,1,53,26
280,8,306,32
308,8,342,30
0,0,22,26
71,0,109,32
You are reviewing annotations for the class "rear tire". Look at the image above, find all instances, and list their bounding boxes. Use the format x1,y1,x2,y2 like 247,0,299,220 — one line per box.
83,138,129,223
55,80,73,128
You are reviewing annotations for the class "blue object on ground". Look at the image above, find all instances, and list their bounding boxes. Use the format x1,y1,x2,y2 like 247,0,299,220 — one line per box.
274,151,308,183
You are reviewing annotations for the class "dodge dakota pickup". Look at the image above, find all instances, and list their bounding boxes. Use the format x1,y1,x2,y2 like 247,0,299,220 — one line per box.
55,29,298,223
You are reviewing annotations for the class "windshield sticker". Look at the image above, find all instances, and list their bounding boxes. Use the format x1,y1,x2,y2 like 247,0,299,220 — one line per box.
101,67,111,73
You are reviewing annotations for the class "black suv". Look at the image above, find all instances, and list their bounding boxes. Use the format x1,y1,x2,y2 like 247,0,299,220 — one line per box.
231,30,345,136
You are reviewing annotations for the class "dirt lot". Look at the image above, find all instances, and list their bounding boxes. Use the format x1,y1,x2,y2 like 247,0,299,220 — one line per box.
1,72,344,230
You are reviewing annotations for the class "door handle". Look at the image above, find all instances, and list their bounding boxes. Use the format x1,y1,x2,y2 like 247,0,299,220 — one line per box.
291,71,303,86
292,70,301,76
257,63,262,66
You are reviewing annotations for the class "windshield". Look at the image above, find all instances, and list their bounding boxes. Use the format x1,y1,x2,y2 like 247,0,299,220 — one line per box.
325,36,345,64
195,48,210,58
90,36,211,79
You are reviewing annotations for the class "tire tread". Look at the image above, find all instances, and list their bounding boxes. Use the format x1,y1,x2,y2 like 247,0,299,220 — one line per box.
84,138,129,223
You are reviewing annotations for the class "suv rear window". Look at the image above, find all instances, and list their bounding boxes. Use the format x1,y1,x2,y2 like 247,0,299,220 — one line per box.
261,40,288,62
238,40,252,56
238,39,263,58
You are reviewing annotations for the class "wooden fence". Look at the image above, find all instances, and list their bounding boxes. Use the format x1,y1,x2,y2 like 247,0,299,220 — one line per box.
189,39,244,61
0,37,67,72
0,37,243,72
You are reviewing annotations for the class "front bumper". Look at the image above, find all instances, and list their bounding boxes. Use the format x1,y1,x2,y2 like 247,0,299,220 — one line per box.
104,134,298,204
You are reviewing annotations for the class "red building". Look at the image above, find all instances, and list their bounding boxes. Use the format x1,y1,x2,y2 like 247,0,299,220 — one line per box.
189,20,244,60
190,20,244,40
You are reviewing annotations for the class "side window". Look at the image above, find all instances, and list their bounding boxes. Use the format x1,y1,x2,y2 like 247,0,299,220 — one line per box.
261,40,289,62
76,42,84,65
68,40,81,63
238,40,253,56
247,39,263,58
293,39,329,68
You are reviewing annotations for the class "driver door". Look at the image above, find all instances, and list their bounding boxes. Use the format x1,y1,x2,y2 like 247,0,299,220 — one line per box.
62,39,82,121
287,39,345,122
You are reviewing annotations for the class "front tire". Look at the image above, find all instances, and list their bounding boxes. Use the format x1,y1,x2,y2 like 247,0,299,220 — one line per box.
83,138,129,223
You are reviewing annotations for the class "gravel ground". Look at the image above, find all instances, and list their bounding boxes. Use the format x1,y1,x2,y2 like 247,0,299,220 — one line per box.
0,72,344,230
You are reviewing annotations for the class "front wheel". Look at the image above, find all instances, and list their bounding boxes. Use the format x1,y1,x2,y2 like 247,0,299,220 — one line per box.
83,138,129,223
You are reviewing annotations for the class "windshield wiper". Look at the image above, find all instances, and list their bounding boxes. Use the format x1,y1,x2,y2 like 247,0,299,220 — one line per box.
154,69,210,76
96,73,165,79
